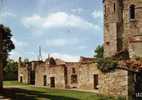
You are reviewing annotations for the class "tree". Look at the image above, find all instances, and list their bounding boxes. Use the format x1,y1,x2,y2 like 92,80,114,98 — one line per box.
94,45,104,58
0,24,15,89
3,59,18,80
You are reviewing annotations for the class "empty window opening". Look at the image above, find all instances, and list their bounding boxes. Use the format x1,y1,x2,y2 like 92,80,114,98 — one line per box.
106,42,110,45
114,3,116,13
129,5,135,19
72,68,76,73
71,75,78,84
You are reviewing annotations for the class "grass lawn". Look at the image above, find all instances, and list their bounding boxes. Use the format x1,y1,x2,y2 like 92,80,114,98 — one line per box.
0,81,125,100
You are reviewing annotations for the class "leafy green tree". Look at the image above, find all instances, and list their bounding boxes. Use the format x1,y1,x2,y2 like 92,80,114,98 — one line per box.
3,59,18,80
94,45,104,58
0,24,15,88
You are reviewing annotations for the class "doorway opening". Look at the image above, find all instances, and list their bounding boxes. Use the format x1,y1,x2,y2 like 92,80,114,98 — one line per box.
50,77,55,88
94,74,98,89
20,76,23,83
30,71,35,85
43,75,47,86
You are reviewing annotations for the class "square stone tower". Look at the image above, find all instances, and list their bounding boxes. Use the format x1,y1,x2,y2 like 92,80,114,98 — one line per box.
103,0,123,57
103,0,142,58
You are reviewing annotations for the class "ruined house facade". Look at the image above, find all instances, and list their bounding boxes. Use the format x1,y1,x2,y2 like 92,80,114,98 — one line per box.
104,0,142,58
18,57,129,97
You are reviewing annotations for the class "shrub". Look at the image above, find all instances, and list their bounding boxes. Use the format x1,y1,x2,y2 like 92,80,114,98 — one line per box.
96,58,118,73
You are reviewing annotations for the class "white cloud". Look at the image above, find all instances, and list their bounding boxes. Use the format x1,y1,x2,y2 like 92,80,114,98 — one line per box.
43,52,80,62
22,12,97,31
71,8,83,13
78,45,87,50
12,37,28,48
92,10,103,19
9,51,21,61
9,38,29,60
1,11,16,17
46,38,79,47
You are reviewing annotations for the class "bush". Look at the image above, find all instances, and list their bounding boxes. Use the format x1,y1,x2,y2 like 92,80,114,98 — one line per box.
96,58,118,73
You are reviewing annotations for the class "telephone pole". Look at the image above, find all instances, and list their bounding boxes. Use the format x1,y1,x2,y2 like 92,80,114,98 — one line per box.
38,46,42,61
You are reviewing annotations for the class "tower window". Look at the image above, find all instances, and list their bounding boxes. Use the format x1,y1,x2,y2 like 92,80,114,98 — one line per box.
129,5,135,19
106,42,110,45
114,3,116,13
72,68,76,73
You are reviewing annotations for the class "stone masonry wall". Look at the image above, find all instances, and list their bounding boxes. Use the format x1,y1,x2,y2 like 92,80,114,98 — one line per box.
99,69,128,96
66,63,128,96
35,63,65,89
78,63,100,90
19,61,129,97
123,0,142,49
18,63,29,84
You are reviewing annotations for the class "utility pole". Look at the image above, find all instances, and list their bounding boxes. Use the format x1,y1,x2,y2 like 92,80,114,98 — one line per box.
38,46,42,61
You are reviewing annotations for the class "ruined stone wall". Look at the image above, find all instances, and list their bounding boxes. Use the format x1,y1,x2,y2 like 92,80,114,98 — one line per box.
18,60,129,97
123,0,142,49
18,63,29,84
129,41,142,58
66,62,128,96
104,0,142,57
99,69,128,96
66,63,80,88
35,64,65,89
104,0,123,57
78,63,100,90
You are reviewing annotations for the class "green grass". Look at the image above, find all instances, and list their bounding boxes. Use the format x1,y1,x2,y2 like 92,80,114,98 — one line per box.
0,81,126,100
4,81,27,86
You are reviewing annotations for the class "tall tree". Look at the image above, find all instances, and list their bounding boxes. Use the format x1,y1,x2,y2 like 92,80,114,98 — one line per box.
0,24,15,89
4,59,18,80
94,45,104,58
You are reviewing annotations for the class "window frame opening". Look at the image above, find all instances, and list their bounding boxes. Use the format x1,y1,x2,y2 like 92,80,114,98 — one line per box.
129,4,135,20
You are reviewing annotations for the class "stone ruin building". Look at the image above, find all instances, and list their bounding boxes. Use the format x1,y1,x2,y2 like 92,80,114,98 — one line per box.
18,0,142,100
104,0,142,58
103,0,142,100
18,56,128,97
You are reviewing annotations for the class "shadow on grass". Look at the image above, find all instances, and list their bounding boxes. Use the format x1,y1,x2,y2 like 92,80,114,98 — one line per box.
0,88,79,100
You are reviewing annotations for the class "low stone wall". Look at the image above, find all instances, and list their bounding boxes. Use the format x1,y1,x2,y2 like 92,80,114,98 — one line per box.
99,69,128,96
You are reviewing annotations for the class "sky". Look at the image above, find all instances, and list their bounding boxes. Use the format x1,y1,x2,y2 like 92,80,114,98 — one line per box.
0,0,104,62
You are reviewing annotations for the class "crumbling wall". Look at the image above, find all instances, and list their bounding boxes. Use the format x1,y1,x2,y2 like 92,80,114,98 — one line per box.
35,64,65,89
99,69,128,96
18,63,29,84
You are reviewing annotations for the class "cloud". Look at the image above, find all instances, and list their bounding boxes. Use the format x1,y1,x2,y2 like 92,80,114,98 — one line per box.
22,12,98,31
9,37,30,60
46,38,79,47
12,37,28,48
43,52,80,62
1,11,16,17
92,10,103,19
71,8,83,14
